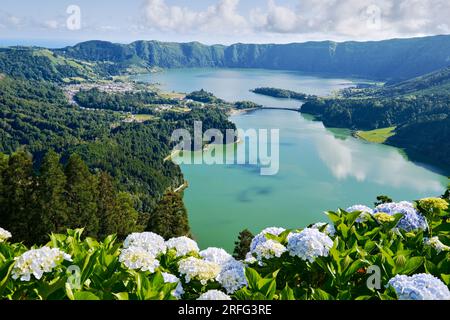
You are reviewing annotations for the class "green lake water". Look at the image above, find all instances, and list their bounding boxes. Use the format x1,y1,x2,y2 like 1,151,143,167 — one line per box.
134,68,448,251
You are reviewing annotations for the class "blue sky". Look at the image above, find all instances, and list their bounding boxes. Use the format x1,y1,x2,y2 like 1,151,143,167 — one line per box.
1,0,449,47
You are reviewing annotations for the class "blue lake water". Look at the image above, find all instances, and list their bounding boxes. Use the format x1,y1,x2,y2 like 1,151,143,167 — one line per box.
135,68,448,251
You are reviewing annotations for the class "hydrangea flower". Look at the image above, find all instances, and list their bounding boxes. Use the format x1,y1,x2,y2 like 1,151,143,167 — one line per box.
287,228,333,263
346,205,374,223
0,227,12,243
162,272,185,299
311,222,336,237
388,274,450,300
418,197,449,212
119,247,160,272
374,212,396,223
424,237,450,254
123,232,166,257
374,201,428,232
200,247,233,266
250,227,286,253
12,247,72,281
178,257,221,285
216,260,247,294
166,236,199,257
244,252,257,265
253,239,287,262
197,290,232,301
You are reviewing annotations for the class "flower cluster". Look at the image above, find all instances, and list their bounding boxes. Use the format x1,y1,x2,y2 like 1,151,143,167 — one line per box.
373,212,396,223
200,247,233,265
250,227,285,253
374,201,428,232
197,290,231,301
253,240,287,262
388,274,450,300
178,257,221,285
311,222,336,237
424,237,450,254
287,228,333,263
166,236,200,257
162,272,185,299
12,247,72,281
0,227,12,243
418,197,449,212
123,232,166,257
119,247,160,272
346,205,374,223
216,260,247,294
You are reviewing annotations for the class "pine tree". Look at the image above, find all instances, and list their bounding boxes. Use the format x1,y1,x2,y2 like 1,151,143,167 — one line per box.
64,154,99,237
1,150,36,244
36,150,68,242
233,229,254,260
147,192,190,239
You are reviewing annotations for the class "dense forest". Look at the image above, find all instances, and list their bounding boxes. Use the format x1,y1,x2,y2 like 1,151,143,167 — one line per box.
0,150,191,245
74,88,178,114
0,48,237,245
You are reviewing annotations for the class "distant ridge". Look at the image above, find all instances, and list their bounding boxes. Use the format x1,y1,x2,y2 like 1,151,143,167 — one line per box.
54,35,450,81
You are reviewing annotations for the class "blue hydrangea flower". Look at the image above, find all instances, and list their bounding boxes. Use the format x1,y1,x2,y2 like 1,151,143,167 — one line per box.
346,205,374,223
287,228,333,263
374,201,428,232
311,222,336,237
216,260,247,294
388,274,450,300
250,227,286,252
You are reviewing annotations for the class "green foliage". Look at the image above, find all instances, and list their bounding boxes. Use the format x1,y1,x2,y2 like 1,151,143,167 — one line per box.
0,150,142,245
147,192,190,240
233,229,254,260
0,48,94,83
0,195,448,300
252,87,310,100
186,89,224,104
234,101,262,110
74,88,178,114
56,36,450,80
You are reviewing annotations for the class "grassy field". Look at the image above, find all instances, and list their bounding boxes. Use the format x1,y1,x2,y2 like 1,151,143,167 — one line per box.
355,127,396,143
134,114,158,122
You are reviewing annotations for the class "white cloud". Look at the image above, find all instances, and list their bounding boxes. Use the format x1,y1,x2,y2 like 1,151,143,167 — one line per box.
141,0,450,41
143,0,248,35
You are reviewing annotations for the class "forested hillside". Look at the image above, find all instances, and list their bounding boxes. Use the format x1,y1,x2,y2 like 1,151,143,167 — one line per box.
56,35,450,80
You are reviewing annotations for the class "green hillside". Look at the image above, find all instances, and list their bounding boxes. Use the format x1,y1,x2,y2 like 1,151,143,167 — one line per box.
55,35,450,80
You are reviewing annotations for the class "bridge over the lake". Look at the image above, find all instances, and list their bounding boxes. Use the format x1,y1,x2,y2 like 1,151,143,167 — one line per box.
260,106,302,112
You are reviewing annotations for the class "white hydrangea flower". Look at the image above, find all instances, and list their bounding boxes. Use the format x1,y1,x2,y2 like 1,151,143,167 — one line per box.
178,257,221,285
162,272,185,299
197,290,232,301
253,239,287,262
424,237,450,254
244,252,257,265
123,232,166,257
287,228,333,263
216,260,247,294
250,227,286,253
119,247,160,272
388,274,450,300
12,247,72,282
200,247,233,266
0,227,12,243
166,236,199,257
311,222,336,237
